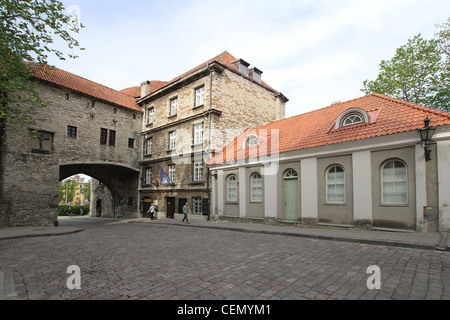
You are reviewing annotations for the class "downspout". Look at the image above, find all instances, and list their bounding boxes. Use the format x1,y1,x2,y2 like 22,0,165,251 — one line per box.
206,62,214,220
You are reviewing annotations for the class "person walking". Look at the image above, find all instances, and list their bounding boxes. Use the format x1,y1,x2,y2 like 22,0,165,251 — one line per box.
182,202,191,224
147,203,157,220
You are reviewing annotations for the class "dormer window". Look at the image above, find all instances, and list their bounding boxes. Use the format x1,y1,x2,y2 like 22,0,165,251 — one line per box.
232,59,250,77
335,108,369,130
244,135,259,148
343,114,363,126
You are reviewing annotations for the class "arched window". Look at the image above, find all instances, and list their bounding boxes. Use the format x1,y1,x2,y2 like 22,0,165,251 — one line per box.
251,173,263,202
244,135,259,148
326,165,345,203
226,175,238,202
335,108,369,129
284,169,298,179
382,160,408,204
343,114,363,126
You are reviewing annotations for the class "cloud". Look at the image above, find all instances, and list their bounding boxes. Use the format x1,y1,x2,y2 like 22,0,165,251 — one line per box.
48,0,450,117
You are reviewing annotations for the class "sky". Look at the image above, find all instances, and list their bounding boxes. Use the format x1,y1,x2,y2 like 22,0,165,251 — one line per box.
47,0,450,118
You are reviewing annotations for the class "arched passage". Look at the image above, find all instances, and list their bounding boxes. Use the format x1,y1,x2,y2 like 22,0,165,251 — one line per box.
60,163,140,219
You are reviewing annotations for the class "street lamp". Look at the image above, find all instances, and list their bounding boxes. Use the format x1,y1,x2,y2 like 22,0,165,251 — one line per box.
417,117,436,161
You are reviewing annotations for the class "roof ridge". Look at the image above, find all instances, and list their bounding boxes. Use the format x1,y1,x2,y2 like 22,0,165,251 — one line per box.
371,93,450,119
30,63,133,99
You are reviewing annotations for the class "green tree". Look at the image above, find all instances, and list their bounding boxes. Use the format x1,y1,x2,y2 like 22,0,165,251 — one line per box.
58,179,79,204
362,18,450,112
0,0,84,132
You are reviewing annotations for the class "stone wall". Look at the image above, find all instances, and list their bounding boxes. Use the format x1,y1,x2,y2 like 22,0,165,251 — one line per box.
0,80,142,227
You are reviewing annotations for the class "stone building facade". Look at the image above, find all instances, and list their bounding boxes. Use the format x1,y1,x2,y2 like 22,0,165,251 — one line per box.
137,51,288,219
0,65,142,227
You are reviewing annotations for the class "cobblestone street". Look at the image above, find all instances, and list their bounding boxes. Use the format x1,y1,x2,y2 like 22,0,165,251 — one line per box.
1,217,450,301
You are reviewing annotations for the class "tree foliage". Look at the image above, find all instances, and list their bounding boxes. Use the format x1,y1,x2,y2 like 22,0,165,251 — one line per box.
362,18,450,112
0,0,83,130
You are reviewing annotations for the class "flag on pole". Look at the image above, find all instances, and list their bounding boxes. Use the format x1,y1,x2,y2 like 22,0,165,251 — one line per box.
160,166,172,185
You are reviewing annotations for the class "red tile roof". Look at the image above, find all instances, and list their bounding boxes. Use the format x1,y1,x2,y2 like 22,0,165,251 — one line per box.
121,81,169,98
208,93,450,165
148,51,278,96
28,63,141,112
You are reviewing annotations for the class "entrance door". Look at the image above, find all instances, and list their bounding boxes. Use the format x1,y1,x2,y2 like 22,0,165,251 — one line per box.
96,199,102,217
283,169,298,221
166,197,175,219
142,197,153,218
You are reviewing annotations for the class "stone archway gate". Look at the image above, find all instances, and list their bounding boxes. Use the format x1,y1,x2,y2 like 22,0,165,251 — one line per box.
0,65,143,227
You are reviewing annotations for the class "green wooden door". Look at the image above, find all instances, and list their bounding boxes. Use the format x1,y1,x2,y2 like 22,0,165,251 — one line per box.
284,176,298,221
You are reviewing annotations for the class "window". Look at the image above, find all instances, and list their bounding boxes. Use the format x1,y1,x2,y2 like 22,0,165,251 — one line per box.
145,168,152,185
335,108,369,130
100,128,116,147
227,175,238,202
91,101,95,108
128,138,135,148
147,107,154,124
193,197,202,214
327,165,345,204
382,160,408,205
245,135,259,148
193,123,203,145
169,130,177,150
109,130,116,146
67,125,77,139
343,114,363,126
100,128,108,145
170,97,178,116
146,137,153,156
65,93,70,101
284,169,298,179
31,131,53,154
195,86,205,107
251,173,263,202
193,161,203,182
168,165,176,183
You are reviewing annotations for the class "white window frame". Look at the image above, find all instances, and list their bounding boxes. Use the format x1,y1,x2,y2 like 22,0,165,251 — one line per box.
381,160,408,205
326,165,346,204
250,172,263,202
226,175,238,202
168,165,176,183
195,86,205,107
147,107,154,124
193,122,203,145
169,130,177,150
192,197,202,214
343,114,363,126
244,134,259,149
193,161,203,182
146,137,153,156
170,97,178,116
145,168,152,186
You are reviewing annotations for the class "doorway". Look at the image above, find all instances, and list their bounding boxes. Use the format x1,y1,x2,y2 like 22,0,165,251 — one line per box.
166,197,175,219
96,199,102,217
142,197,153,218
283,169,298,221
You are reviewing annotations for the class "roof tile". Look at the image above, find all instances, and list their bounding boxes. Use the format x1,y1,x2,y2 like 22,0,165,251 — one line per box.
208,93,450,165
29,63,141,112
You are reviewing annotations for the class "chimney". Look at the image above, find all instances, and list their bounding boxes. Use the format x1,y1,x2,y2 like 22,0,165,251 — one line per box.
249,67,263,84
231,59,250,77
140,80,151,98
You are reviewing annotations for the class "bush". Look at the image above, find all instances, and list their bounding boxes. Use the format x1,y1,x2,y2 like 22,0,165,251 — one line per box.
58,204,90,216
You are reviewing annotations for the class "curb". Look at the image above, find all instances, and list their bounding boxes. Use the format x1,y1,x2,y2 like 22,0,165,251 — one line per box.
0,227,83,241
141,220,442,252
